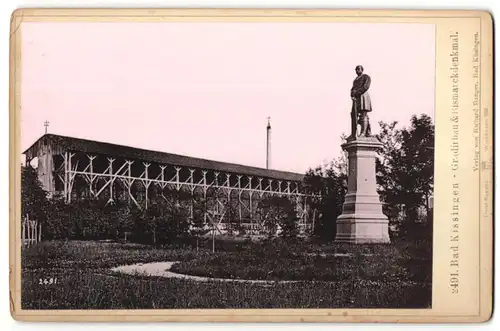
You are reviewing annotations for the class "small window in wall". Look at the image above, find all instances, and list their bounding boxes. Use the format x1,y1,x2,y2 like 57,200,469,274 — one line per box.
29,157,39,169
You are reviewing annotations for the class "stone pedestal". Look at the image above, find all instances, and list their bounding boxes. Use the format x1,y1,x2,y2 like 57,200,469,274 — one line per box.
335,136,390,244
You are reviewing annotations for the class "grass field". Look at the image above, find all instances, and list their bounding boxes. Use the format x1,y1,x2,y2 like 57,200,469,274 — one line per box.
21,239,432,309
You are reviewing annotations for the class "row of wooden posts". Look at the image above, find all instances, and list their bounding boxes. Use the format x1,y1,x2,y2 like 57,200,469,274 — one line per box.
22,214,41,246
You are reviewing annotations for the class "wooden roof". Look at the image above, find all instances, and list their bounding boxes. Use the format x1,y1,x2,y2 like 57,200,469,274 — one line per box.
23,134,304,182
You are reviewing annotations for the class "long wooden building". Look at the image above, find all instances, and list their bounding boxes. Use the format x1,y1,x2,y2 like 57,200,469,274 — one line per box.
23,134,316,235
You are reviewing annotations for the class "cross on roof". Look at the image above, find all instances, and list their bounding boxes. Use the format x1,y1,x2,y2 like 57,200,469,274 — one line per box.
44,121,50,134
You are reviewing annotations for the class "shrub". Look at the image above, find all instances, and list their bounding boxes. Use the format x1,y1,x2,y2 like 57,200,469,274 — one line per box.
41,190,194,245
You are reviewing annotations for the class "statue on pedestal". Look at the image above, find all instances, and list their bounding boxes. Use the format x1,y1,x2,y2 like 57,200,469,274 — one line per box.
350,65,372,138
335,65,390,244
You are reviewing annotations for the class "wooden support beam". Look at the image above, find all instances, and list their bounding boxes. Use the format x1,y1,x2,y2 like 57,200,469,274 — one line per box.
126,160,133,205
87,155,97,198
159,165,167,190
107,158,115,203
189,168,195,219
67,157,78,202
63,152,68,203
202,170,208,224
175,167,181,191
145,163,151,209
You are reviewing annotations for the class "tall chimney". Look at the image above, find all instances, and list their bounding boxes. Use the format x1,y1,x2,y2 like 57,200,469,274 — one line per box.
266,117,271,169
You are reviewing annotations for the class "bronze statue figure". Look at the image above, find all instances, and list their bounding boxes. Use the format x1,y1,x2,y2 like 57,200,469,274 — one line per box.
350,65,372,138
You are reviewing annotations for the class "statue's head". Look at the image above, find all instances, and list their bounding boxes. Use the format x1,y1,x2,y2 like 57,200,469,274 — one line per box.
355,65,364,76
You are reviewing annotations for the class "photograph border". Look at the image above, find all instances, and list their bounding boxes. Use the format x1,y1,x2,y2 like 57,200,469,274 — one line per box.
9,8,494,323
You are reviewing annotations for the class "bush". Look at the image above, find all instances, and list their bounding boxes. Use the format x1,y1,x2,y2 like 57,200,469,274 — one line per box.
302,164,347,241
42,193,193,245
21,165,49,223
258,196,299,239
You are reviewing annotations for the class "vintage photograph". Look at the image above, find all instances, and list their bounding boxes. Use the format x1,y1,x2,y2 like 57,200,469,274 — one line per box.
19,20,435,310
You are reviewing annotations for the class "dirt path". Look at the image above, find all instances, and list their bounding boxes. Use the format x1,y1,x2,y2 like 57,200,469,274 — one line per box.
111,262,297,284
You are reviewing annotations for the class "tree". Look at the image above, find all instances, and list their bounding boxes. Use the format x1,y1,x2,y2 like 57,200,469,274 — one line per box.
44,198,72,240
21,165,49,223
375,114,434,237
189,195,211,251
223,197,241,237
146,189,192,246
116,203,135,242
375,120,404,224
259,196,299,239
302,161,347,241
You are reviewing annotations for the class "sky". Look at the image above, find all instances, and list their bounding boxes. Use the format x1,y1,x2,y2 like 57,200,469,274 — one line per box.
20,22,435,174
